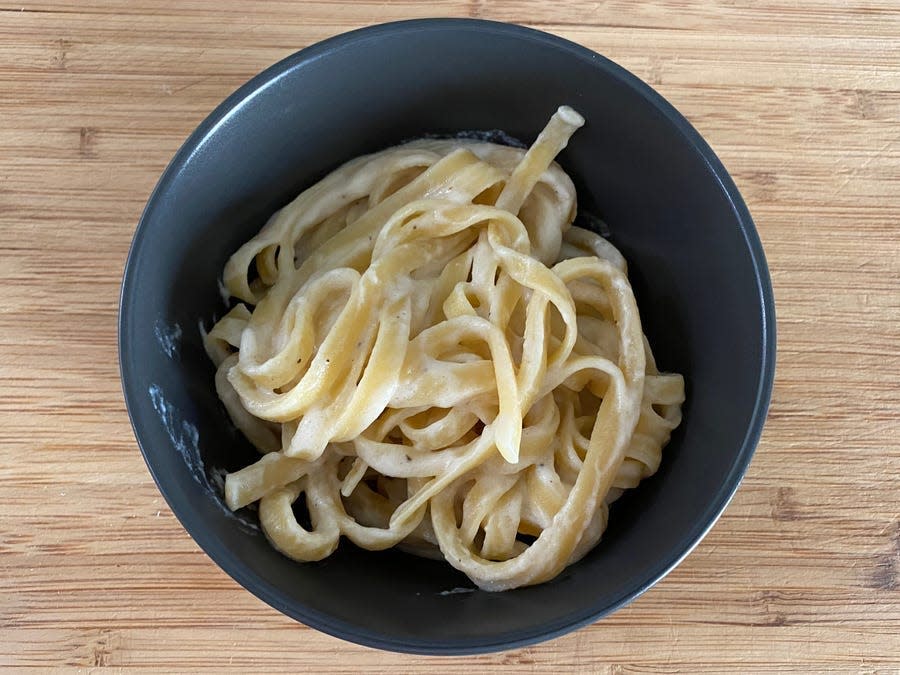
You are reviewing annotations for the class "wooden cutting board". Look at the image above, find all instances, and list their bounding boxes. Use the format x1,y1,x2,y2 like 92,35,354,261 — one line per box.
1,1,898,670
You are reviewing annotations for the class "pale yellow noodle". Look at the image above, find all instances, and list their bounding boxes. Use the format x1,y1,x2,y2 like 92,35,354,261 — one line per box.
204,106,685,591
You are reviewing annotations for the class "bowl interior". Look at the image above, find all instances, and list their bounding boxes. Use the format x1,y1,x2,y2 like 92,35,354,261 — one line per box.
120,19,774,654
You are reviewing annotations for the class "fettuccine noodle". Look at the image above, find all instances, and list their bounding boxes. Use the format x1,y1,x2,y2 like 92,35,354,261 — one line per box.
204,106,684,591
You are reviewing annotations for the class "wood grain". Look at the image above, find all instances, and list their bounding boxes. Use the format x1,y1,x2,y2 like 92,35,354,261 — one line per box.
1,0,899,670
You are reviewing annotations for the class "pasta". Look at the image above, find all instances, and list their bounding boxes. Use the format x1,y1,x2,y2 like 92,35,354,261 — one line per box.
203,106,684,591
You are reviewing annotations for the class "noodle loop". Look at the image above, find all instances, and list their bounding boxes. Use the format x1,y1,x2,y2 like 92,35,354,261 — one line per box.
205,106,684,590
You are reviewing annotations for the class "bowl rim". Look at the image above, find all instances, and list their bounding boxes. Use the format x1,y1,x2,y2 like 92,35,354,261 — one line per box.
119,17,777,655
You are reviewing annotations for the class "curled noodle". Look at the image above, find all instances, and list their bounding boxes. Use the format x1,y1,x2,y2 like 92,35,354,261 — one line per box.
204,106,684,591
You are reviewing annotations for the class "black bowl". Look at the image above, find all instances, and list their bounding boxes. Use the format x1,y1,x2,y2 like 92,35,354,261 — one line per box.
119,19,775,654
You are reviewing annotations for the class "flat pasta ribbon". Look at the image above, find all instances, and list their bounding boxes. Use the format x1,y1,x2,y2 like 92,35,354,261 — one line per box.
204,106,685,591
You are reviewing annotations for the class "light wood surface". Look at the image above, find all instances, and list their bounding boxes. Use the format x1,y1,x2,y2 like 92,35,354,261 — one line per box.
2,1,898,671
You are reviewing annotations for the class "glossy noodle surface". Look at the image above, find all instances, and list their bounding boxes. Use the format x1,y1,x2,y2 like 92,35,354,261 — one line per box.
204,107,684,591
